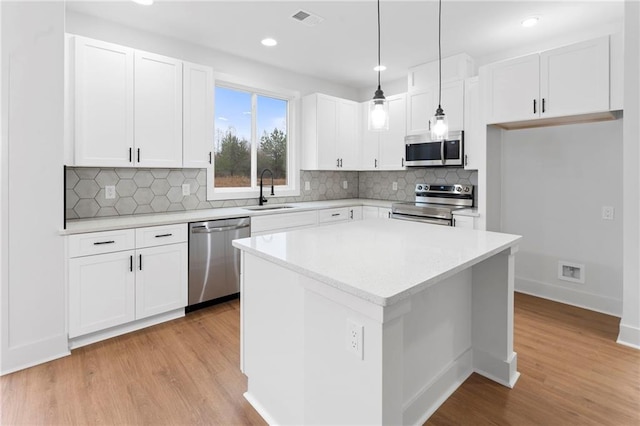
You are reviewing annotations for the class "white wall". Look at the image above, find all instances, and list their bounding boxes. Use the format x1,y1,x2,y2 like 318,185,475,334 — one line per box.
65,11,359,101
1,1,69,374
500,120,623,316
619,0,640,349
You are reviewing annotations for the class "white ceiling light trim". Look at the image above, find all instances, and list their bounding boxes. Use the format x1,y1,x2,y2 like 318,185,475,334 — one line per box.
131,0,154,6
521,17,540,28
374,65,386,72
261,38,278,47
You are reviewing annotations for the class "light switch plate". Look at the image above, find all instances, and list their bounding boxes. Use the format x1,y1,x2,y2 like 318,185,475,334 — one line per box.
305,181,311,191
343,181,348,189
182,184,190,196
392,182,398,191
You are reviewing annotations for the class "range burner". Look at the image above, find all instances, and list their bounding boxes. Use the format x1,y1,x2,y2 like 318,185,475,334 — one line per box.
391,184,474,226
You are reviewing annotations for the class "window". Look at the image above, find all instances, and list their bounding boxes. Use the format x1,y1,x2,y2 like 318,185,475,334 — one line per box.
209,82,298,200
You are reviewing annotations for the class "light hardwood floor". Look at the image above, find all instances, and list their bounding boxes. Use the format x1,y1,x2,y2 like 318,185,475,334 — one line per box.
1,293,639,425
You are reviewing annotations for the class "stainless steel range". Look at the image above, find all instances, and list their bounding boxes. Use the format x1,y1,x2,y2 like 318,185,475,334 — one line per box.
391,184,474,226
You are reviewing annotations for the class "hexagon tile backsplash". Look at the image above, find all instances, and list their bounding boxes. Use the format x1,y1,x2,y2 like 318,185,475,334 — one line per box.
65,168,359,219
65,167,477,220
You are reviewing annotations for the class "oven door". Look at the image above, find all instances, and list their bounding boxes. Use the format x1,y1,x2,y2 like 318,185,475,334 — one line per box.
391,213,452,226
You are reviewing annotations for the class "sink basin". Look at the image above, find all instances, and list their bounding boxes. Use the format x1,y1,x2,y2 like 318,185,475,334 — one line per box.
243,205,295,211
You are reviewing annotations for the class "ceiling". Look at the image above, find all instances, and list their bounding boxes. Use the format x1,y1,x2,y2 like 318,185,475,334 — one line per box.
65,1,624,90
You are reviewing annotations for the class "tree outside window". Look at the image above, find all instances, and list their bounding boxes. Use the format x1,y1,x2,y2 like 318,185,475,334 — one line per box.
214,86,288,189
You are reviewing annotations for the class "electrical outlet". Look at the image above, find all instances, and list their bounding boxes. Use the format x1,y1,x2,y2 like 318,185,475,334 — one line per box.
305,181,311,191
392,182,398,191
182,184,190,196
602,206,614,220
558,261,585,284
105,185,116,200
343,180,348,189
346,319,363,360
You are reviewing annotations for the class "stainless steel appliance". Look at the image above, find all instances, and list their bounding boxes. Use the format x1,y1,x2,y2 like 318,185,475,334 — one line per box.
187,217,251,311
391,183,473,226
405,130,464,167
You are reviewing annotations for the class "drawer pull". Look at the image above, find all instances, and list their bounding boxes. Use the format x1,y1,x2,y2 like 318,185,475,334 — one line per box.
331,213,341,217
154,233,173,238
93,240,115,245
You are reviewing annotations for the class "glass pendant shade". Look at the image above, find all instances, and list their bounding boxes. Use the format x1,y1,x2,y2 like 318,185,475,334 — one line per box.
430,107,449,141
369,95,389,131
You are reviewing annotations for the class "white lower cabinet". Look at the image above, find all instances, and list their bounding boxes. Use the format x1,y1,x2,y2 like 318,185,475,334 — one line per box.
453,215,475,229
349,206,362,221
362,206,392,219
68,224,187,340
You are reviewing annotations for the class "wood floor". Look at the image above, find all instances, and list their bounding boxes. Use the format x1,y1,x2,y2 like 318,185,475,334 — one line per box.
1,293,639,425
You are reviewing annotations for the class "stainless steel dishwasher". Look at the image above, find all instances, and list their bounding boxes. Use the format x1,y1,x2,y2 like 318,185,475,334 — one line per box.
187,217,251,311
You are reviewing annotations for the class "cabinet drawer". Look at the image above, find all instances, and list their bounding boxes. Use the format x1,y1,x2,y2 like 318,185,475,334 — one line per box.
251,211,318,234
318,207,350,224
68,229,135,258
135,223,187,248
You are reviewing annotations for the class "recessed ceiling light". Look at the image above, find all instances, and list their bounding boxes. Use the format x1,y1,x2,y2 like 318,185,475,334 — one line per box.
521,17,539,28
131,0,154,5
374,65,387,72
261,38,278,47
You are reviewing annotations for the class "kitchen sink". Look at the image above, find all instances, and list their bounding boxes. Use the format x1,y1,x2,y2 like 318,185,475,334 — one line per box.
243,205,295,211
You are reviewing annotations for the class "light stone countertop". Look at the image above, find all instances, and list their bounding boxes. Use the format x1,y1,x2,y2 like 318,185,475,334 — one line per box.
62,198,394,235
233,219,521,307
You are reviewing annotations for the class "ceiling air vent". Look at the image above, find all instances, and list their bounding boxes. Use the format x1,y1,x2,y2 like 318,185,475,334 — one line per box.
291,9,324,27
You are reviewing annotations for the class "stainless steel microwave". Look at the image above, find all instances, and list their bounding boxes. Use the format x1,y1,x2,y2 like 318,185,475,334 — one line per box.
405,130,464,167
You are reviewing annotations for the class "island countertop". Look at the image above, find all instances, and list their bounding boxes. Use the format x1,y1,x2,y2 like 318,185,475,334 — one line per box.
233,219,521,306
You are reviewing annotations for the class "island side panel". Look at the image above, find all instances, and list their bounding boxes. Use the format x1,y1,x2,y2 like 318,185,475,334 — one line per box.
242,253,306,424
401,268,474,425
471,246,520,387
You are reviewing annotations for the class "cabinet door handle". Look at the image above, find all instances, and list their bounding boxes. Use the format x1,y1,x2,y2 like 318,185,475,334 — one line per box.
209,152,212,164
350,210,353,219
340,158,343,167
155,233,173,238
93,240,115,245
129,147,132,163
533,99,537,114
129,255,133,272
331,213,341,217
453,218,456,227
464,154,468,166
542,98,546,113
137,148,140,163
139,254,142,271
401,158,404,167
388,211,391,218
336,158,340,167
374,159,377,168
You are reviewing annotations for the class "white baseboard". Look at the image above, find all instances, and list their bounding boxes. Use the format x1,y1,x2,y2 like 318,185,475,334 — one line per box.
69,309,185,349
617,323,640,350
404,348,474,426
474,350,519,388
515,276,621,317
244,391,279,426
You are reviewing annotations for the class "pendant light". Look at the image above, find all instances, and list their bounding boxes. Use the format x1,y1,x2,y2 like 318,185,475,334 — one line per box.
430,0,449,141
368,0,389,131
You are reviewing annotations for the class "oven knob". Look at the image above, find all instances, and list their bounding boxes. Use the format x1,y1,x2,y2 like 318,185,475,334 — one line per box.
417,185,423,190
464,187,470,192
424,185,429,190
455,187,461,192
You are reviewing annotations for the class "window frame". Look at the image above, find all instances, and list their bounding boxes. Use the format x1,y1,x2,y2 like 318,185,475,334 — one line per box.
207,73,300,201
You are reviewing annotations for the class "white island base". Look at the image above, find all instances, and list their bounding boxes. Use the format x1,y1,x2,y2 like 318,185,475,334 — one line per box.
234,220,521,425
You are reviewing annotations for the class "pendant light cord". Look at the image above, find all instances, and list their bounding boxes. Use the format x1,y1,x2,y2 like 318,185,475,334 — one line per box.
438,0,442,108
377,0,381,89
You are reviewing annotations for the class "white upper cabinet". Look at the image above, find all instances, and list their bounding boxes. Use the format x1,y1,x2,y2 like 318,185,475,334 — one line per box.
134,51,183,168
361,93,407,170
69,35,211,168
408,53,476,92
183,62,214,168
539,36,610,118
463,76,481,170
482,54,540,124
302,93,360,170
73,36,134,167
406,80,464,136
482,36,610,125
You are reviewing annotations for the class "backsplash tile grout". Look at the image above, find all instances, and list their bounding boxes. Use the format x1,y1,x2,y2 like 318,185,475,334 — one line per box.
66,167,477,220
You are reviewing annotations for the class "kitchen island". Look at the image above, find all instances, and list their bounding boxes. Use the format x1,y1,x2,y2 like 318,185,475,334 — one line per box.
232,219,522,425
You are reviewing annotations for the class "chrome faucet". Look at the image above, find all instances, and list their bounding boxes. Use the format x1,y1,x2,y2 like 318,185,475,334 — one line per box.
259,168,274,206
